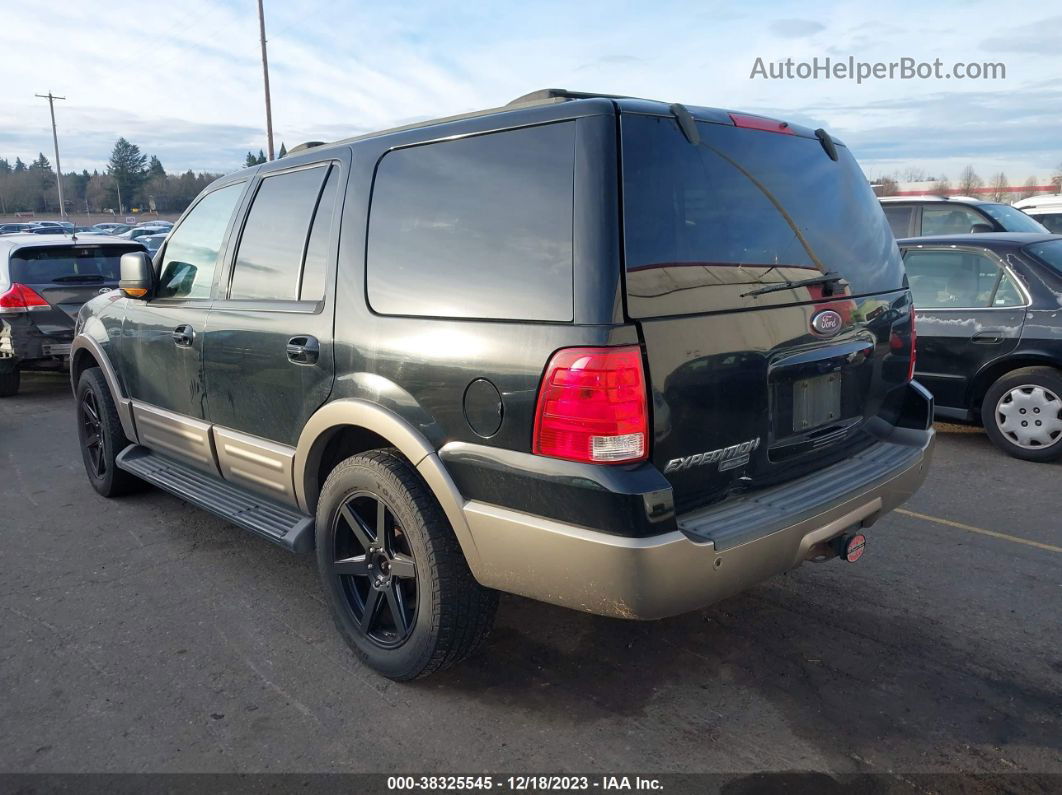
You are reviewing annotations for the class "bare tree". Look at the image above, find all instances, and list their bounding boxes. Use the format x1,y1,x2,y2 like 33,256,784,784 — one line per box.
871,175,899,196
958,165,983,195
1052,162,1062,192
988,172,1010,202
898,166,928,183
1019,175,1039,200
930,177,952,196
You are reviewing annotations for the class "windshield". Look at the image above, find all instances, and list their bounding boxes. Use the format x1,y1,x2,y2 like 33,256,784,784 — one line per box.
979,204,1048,233
1023,238,1062,276
10,245,140,283
621,114,904,316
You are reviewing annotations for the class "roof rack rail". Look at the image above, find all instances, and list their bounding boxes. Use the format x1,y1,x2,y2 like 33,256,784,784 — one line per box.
507,88,632,106
284,141,325,156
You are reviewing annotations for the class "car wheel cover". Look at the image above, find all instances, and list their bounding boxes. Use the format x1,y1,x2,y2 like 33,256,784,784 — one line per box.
995,384,1062,449
330,490,419,649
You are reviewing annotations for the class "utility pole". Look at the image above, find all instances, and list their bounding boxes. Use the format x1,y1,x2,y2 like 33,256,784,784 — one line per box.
257,0,275,161
34,91,67,218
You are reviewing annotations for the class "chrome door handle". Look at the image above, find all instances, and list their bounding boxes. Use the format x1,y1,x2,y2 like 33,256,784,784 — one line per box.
172,324,194,347
286,335,320,365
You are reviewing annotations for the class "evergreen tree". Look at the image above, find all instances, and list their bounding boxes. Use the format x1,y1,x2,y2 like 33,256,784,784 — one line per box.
148,155,166,178
257,149,267,164
30,152,52,171
14,157,26,173
107,137,149,210
278,142,287,158
0,158,11,175
244,151,259,168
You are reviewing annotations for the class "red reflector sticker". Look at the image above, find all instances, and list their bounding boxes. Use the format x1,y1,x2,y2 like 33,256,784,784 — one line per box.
845,534,867,563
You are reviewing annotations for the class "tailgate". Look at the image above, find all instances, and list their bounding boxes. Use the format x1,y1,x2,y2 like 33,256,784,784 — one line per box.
620,111,914,512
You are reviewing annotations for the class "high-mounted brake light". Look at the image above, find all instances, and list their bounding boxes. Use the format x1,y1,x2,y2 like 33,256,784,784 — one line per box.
533,346,649,465
0,283,49,311
729,113,794,135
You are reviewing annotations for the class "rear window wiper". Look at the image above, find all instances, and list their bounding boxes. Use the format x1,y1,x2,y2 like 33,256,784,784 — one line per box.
741,271,848,298
51,274,105,283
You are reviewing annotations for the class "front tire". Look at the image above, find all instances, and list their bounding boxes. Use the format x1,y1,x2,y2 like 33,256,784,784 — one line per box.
981,367,1062,462
315,449,497,680
76,368,141,496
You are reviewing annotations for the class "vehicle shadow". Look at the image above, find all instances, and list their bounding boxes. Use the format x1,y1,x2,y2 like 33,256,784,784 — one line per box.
431,570,1061,769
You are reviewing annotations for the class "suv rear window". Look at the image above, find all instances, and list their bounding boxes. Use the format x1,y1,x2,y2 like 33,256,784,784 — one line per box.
367,122,575,321
979,203,1047,233
9,245,141,283
621,114,903,317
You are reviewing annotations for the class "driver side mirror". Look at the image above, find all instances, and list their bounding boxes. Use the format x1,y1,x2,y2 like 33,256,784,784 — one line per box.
119,251,154,299
970,223,994,234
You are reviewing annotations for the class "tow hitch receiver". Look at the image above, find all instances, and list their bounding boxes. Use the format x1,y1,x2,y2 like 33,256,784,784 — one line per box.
831,533,867,563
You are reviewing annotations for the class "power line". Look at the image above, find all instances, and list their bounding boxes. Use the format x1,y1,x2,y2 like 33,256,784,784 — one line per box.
34,92,67,219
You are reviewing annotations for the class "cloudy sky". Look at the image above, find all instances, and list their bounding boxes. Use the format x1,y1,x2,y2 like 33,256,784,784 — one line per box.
1,0,1059,182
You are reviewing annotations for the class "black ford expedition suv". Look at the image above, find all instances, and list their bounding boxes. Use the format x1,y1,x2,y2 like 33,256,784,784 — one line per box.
71,89,934,680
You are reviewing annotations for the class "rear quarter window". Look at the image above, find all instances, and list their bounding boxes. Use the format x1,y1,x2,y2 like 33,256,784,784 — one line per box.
366,122,575,321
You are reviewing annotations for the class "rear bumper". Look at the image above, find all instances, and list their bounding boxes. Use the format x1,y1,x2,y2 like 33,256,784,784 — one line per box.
462,422,934,620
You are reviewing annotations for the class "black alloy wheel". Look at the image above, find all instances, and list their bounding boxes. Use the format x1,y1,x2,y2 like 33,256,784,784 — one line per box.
332,491,419,648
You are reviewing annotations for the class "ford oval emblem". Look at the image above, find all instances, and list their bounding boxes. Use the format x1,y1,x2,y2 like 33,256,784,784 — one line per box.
811,309,843,337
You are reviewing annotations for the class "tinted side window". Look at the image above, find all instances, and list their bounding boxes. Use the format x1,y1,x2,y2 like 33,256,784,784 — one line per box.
920,205,988,236
1031,213,1062,234
158,183,244,299
904,249,1007,308
883,205,914,237
367,123,575,321
299,166,340,301
229,166,328,300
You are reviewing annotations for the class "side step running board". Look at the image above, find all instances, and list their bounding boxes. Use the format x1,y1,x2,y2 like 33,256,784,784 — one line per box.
116,445,315,552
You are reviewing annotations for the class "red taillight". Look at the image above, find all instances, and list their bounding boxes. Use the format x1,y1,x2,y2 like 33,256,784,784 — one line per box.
907,307,917,382
533,346,649,464
0,283,49,311
729,113,794,135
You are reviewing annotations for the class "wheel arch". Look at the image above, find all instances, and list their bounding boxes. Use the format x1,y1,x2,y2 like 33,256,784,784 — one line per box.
967,353,1062,417
294,399,482,575
70,335,138,441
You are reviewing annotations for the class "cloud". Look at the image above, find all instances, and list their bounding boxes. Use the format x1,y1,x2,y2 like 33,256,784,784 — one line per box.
980,16,1062,55
769,18,826,38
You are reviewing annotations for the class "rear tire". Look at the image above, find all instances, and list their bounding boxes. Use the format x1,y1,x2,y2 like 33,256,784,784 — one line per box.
315,449,497,680
0,365,19,397
76,368,142,496
981,367,1062,462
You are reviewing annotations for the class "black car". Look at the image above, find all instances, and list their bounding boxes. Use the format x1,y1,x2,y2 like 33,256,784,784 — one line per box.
70,89,932,680
899,233,1062,461
0,235,145,395
882,195,1048,238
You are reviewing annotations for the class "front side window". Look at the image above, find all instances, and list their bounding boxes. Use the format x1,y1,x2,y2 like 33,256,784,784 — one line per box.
920,205,989,236
229,165,330,300
367,122,575,321
157,183,244,299
903,248,1021,308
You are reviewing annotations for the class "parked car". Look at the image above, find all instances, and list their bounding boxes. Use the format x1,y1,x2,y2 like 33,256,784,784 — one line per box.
881,195,1048,238
0,235,145,396
898,232,1062,461
136,219,173,228
138,233,167,255
27,225,70,235
1013,194,1062,234
116,226,170,240
93,223,132,235
71,89,932,680
0,223,37,235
